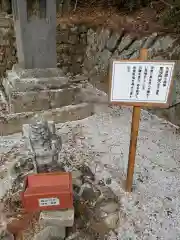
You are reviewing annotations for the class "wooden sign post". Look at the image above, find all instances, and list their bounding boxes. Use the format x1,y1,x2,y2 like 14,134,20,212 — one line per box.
126,49,147,192
110,48,175,192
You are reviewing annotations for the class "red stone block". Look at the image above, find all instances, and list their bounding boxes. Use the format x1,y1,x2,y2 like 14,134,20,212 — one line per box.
21,172,73,212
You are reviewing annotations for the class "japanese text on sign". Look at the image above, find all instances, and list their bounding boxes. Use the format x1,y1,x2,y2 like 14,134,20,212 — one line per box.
110,61,175,105
39,197,60,207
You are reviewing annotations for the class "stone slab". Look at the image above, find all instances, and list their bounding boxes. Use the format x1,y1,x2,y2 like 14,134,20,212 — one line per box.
12,64,64,79
8,87,81,113
77,85,108,105
3,71,69,93
33,226,66,240
0,103,94,136
39,208,74,227
9,90,50,113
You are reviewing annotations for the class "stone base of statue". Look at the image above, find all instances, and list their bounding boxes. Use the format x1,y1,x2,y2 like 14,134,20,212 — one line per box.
0,64,108,135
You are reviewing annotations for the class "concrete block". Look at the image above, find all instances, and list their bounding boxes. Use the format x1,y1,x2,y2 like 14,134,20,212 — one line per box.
39,208,74,227
33,226,66,240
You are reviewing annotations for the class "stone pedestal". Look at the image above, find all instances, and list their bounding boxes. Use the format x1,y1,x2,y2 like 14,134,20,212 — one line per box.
39,209,74,227
0,66,108,136
2,64,82,114
37,208,74,240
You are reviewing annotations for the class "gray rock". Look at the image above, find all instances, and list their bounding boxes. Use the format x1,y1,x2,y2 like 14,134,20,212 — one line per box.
171,45,180,58
70,26,78,33
112,50,120,59
79,33,87,45
73,178,83,188
98,49,112,70
78,25,88,33
86,46,93,59
66,232,93,240
72,169,83,179
87,29,97,46
97,28,111,51
143,33,158,49
100,202,119,214
33,226,66,240
84,54,97,72
104,212,119,229
0,148,36,199
118,35,135,53
80,183,100,201
151,36,176,54
56,30,69,43
71,170,83,188
121,38,146,58
129,51,140,59
106,32,121,51
68,34,78,45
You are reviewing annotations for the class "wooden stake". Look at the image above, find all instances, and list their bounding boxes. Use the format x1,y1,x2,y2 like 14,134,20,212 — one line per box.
125,49,148,192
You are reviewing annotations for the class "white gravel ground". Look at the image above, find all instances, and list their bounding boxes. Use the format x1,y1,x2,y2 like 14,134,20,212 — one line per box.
1,106,180,239
57,106,180,240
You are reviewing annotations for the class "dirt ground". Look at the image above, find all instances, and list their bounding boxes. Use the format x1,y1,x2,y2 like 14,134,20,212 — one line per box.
57,3,176,36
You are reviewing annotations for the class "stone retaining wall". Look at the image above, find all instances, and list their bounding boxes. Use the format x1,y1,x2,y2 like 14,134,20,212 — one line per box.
0,15,16,81
56,23,180,125
56,23,87,75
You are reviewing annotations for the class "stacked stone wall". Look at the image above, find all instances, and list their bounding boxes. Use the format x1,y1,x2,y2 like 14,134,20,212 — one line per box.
0,15,16,81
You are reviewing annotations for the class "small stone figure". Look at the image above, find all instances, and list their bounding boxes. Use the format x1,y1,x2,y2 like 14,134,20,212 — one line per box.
23,115,62,172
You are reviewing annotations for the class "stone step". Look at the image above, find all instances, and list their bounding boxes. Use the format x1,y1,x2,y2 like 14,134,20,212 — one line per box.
0,103,94,136
4,71,69,93
8,87,81,113
12,64,65,79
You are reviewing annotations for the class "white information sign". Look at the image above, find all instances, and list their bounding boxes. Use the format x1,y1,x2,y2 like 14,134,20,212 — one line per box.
39,197,60,207
110,61,175,105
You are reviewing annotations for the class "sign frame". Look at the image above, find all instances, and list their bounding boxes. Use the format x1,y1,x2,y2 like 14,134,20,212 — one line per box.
109,49,176,192
109,59,175,108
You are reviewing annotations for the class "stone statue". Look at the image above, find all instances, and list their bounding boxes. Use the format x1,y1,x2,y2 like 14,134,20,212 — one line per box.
23,115,62,172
